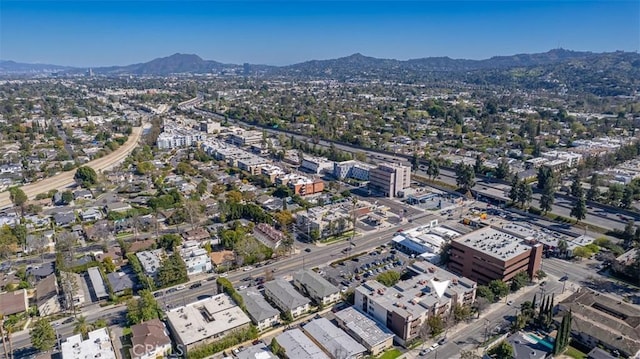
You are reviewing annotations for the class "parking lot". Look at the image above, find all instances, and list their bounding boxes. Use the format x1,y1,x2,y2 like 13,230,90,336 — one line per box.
316,244,413,291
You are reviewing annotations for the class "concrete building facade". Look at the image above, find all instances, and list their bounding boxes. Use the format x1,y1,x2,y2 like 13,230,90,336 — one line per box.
368,163,411,198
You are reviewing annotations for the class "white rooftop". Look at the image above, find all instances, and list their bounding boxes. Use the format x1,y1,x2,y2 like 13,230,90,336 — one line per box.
61,328,115,359
166,293,251,346
275,329,329,359
454,226,530,261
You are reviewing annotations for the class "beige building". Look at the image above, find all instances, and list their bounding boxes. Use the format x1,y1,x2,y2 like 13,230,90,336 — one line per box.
369,163,411,198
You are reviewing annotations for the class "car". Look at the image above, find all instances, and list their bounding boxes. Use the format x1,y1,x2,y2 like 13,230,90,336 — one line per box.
341,287,348,293
539,281,546,287
153,291,164,298
176,285,186,291
243,266,254,271
63,317,75,324
559,275,569,282
305,248,312,253
238,285,248,290
190,283,202,289
166,288,178,294
220,273,228,277
243,276,253,281
438,337,447,345
507,300,514,306
430,343,440,350
419,348,431,356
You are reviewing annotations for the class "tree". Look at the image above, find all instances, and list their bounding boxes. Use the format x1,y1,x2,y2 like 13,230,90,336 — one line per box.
621,185,634,209
157,252,188,287
455,163,475,193
474,154,485,175
553,311,572,355
73,316,90,339
60,190,74,205
516,181,532,209
9,187,27,217
30,318,56,352
510,271,530,292
103,257,116,273
495,159,510,180
477,285,495,303
509,177,520,205
60,271,79,315
157,234,182,251
586,174,600,201
427,315,445,338
539,180,555,214
536,167,553,190
183,199,204,230
271,338,285,358
126,290,162,325
535,270,547,280
488,280,509,299
570,174,583,198
376,271,401,287
557,239,569,258
460,350,482,359
573,246,592,259
489,341,514,359
453,304,472,323
570,195,587,223
74,166,98,188
623,220,636,248
427,159,440,180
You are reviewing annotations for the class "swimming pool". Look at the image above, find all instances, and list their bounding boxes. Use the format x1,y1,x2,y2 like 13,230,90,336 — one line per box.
527,334,554,350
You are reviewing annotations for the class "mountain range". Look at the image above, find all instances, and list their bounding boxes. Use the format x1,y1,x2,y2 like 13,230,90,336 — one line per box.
0,49,626,76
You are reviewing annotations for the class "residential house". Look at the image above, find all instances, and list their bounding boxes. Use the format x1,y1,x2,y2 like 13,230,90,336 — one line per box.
182,227,210,242
27,262,55,282
292,270,341,306
130,318,172,359
36,274,61,316
104,202,132,213
236,343,278,359
263,279,311,319
80,207,103,222
60,272,86,309
87,267,109,300
107,271,135,296
73,190,93,200
53,212,76,227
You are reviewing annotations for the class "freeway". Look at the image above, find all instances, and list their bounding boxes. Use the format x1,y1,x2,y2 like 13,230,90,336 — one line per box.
0,126,143,210
427,169,628,232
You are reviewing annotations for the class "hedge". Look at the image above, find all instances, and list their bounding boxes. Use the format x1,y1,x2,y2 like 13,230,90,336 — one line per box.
187,325,258,359
216,277,246,312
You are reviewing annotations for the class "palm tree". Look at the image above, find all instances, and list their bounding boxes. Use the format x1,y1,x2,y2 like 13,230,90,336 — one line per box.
73,316,90,340
4,318,14,359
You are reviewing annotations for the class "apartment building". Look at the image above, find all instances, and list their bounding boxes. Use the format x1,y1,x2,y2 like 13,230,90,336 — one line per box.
263,279,311,318
301,156,334,174
292,269,341,306
354,262,476,346
368,163,411,198
240,290,280,331
180,241,213,277
448,226,543,284
333,160,375,181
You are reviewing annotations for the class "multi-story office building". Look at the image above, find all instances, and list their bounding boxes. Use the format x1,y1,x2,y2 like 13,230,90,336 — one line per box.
301,156,334,174
333,160,375,181
368,163,411,198
448,226,543,284
228,130,263,146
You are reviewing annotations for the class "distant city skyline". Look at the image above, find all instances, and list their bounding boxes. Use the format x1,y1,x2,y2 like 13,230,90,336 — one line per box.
1,1,638,67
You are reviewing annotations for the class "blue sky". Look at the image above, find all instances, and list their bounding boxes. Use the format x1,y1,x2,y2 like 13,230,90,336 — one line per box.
1,1,638,67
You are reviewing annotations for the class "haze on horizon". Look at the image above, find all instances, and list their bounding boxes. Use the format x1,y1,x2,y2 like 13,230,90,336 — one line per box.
1,0,638,67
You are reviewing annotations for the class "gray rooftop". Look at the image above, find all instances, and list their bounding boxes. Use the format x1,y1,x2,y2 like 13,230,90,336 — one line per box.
263,279,311,311
334,307,395,348
275,329,329,359
240,290,280,322
293,270,340,299
506,332,549,359
236,343,278,359
303,318,367,359
355,261,476,320
106,271,134,293
453,226,531,261
87,267,108,299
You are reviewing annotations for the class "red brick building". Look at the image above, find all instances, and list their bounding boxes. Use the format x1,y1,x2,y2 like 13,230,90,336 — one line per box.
448,226,543,284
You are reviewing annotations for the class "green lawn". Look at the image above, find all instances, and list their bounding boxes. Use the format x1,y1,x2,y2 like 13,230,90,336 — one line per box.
377,348,402,359
564,346,587,359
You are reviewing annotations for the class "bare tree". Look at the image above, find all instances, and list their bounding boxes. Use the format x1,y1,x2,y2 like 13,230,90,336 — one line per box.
183,200,203,230
60,272,80,316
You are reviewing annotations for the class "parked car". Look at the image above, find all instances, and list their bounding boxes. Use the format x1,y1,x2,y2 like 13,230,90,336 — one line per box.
419,348,431,356
176,285,186,291
190,283,202,289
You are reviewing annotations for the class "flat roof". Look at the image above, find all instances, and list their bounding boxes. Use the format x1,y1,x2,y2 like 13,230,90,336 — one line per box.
453,226,531,261
166,293,251,346
275,329,330,359
236,343,278,359
61,328,115,359
355,261,476,320
87,267,108,299
334,307,395,348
